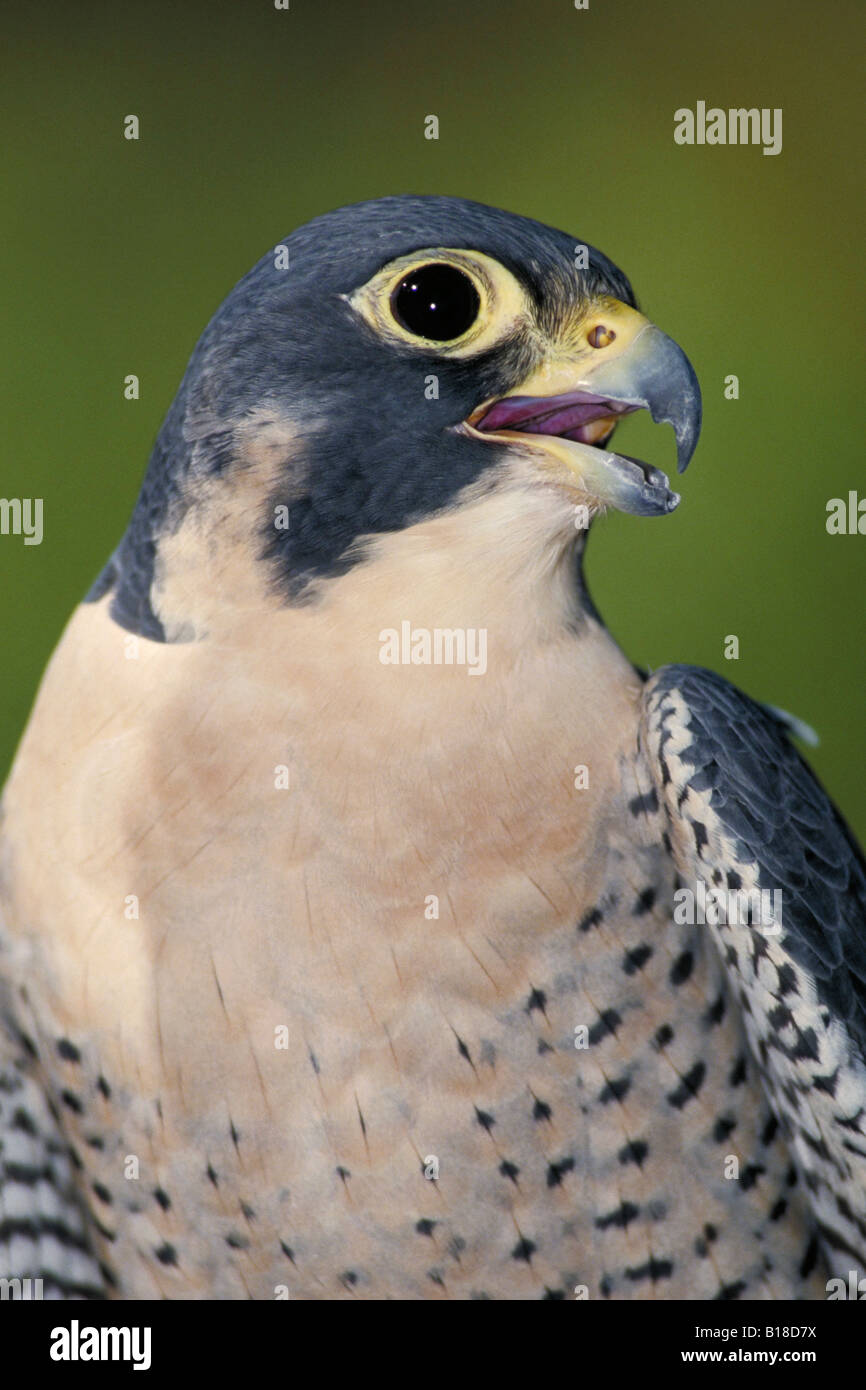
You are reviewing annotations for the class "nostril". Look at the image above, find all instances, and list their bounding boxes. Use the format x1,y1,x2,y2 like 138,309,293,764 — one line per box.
588,325,616,349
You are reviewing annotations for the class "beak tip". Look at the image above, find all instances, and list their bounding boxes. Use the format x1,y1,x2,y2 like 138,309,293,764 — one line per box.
676,433,698,474
605,323,702,478
674,384,702,474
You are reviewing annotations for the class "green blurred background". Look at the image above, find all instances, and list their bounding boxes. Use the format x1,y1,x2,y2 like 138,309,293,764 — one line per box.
2,0,864,838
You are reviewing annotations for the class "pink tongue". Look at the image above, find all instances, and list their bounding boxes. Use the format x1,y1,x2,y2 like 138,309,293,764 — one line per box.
475,390,636,436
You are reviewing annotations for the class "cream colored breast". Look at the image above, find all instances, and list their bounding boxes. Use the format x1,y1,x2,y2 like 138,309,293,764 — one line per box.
0,481,650,1296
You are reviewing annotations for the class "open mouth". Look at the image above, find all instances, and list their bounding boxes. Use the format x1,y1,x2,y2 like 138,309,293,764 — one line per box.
465,388,681,517
470,388,636,446
459,315,702,519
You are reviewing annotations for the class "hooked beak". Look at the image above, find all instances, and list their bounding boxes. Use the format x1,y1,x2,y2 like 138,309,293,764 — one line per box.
463,298,702,517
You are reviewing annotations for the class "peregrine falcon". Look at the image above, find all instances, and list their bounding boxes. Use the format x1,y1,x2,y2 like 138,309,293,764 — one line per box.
1,195,864,1301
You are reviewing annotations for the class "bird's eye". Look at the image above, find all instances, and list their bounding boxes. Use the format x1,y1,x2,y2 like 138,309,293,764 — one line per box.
390,263,481,341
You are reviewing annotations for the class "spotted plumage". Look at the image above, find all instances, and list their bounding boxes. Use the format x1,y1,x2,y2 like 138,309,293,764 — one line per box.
0,196,863,1299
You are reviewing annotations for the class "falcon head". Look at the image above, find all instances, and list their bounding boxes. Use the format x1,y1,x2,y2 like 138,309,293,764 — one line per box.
103,195,701,638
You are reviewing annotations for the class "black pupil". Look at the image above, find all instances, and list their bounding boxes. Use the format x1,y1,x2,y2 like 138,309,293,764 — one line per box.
391,264,480,341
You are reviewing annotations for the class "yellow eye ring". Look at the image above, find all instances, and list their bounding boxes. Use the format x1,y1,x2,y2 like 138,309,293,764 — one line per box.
345,248,530,358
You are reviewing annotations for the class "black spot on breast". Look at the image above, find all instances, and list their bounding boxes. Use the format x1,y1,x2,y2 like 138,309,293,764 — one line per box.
761,1115,779,1146
625,1257,673,1283
546,1156,575,1187
629,788,659,816
532,1097,552,1123
92,1182,112,1205
769,1197,787,1221
713,1115,737,1142
97,1076,111,1100
11,1108,37,1137
499,1159,520,1184
726,869,742,891
240,1201,256,1222
669,950,694,986
154,1243,178,1266
280,1241,296,1263
588,1009,622,1045
633,887,656,916
703,994,726,1027
729,1055,748,1086
525,987,547,1015
667,1062,705,1108
56,1039,81,1063
225,1232,250,1250
599,1074,631,1105
596,1201,640,1230
153,1187,171,1211
623,943,653,975
537,1038,555,1055
207,1164,219,1188
60,1090,83,1115
474,1106,496,1133
716,1279,746,1300
340,1270,358,1288
4,1161,51,1186
618,1139,649,1168
739,1164,765,1191
416,1218,437,1237
578,906,603,933
692,820,708,852
336,1166,351,1184
308,1049,321,1075
229,1120,241,1150
511,1236,536,1263
542,1286,567,1299
427,1268,445,1287
653,1024,674,1050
